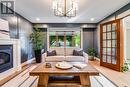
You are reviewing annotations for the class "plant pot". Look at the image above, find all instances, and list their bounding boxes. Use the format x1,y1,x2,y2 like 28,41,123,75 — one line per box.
34,50,41,63
89,56,95,61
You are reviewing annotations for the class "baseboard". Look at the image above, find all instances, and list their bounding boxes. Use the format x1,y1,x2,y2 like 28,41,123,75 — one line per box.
21,58,35,67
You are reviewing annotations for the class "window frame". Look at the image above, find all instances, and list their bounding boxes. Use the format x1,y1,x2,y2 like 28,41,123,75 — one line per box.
47,28,83,50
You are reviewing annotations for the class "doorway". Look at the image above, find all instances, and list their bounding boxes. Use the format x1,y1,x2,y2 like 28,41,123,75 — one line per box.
123,16,130,63
100,19,124,71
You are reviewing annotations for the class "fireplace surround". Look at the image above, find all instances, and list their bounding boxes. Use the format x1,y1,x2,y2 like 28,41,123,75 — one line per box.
0,39,21,81
0,45,13,73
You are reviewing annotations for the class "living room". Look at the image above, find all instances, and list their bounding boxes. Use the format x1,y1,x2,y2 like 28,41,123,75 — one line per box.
0,0,130,87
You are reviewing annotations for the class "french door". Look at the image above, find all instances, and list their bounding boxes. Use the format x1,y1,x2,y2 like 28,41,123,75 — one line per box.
100,19,124,71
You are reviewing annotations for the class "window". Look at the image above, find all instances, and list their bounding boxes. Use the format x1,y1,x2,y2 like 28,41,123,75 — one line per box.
49,31,81,47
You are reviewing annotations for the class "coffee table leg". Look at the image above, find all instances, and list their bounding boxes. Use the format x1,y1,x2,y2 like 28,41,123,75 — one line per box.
80,75,91,87
38,75,49,87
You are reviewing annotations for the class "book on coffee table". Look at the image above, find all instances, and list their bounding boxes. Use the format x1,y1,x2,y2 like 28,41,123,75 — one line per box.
73,63,87,69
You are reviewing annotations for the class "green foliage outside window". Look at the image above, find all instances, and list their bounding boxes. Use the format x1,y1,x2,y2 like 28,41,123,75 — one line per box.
49,31,81,47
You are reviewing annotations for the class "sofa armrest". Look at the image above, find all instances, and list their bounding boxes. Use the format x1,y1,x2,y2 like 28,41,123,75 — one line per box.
42,53,47,62
83,52,88,63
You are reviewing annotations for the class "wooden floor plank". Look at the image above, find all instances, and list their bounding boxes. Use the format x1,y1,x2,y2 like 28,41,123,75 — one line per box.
19,76,38,87
90,76,102,87
2,65,37,87
89,60,130,87
29,77,38,87
0,65,31,86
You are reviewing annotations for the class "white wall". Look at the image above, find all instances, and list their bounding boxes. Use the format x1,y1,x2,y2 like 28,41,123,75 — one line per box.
123,17,130,61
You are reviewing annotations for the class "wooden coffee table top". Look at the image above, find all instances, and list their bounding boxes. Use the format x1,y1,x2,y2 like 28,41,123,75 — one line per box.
30,62,99,76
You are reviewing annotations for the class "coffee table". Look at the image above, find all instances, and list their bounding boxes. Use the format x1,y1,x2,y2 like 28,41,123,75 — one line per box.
30,62,99,87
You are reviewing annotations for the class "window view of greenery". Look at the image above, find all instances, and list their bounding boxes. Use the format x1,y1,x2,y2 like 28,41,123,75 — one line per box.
58,32,64,47
49,31,80,47
74,31,80,47
66,32,73,47
49,32,56,47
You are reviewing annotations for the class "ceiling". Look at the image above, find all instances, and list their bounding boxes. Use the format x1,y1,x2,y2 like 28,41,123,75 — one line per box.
15,0,130,23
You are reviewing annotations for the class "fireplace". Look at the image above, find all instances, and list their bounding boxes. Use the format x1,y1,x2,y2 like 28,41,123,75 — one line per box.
0,45,13,73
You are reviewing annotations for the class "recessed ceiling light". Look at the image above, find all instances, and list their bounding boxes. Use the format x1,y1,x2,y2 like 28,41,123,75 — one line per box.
81,24,88,28
42,24,48,28
90,18,95,21
36,18,40,21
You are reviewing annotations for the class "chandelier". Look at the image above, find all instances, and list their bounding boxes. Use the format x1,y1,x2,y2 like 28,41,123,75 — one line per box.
52,0,78,17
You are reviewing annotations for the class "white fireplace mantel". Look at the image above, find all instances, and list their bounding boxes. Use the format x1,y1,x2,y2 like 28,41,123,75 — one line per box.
0,39,21,80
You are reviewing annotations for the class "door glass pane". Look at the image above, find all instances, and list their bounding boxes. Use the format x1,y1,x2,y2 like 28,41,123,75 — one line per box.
112,32,116,39
112,56,116,64
107,32,111,39
107,48,111,55
103,41,106,47
107,24,111,31
112,48,116,56
103,33,106,40
103,55,106,62
107,40,111,47
103,48,106,54
112,40,116,47
107,56,111,63
103,25,106,32
112,23,117,31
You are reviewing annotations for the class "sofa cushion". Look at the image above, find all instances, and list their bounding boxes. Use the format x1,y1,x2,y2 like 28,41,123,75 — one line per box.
49,47,81,56
66,56,84,62
45,56,65,62
73,50,83,56
47,50,56,56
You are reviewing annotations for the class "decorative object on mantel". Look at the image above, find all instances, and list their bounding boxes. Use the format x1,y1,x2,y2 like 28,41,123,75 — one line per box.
52,0,78,17
30,24,45,63
55,61,73,69
0,18,10,39
87,48,97,61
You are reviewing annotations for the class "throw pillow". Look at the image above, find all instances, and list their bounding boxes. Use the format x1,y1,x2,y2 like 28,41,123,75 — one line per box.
73,50,83,56
47,50,56,56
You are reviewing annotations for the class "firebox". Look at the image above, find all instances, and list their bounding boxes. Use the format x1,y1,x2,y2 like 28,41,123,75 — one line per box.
0,45,13,73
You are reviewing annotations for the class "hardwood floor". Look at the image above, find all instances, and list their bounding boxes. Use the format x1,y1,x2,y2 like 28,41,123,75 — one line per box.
89,60,130,87
1,62,117,87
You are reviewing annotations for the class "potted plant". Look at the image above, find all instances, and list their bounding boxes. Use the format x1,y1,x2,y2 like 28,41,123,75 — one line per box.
122,63,129,72
30,25,44,63
122,62,130,72
87,48,97,61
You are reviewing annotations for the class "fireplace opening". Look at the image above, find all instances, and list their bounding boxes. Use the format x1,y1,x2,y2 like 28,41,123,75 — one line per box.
0,45,13,73
0,52,10,65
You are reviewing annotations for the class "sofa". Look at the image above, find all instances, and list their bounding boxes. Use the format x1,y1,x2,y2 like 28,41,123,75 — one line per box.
42,47,88,63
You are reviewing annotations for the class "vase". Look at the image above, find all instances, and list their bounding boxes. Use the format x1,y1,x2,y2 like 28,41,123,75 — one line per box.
34,50,42,63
